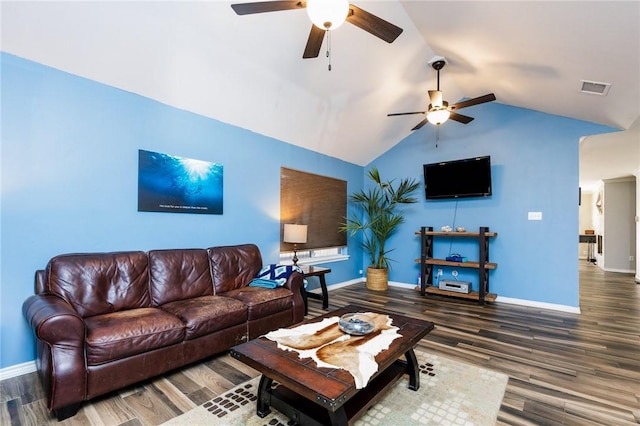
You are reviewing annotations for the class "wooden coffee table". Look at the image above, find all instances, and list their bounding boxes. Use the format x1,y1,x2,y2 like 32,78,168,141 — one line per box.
230,304,434,426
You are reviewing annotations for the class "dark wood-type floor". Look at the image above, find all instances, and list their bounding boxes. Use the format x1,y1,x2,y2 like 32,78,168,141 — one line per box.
2,262,638,425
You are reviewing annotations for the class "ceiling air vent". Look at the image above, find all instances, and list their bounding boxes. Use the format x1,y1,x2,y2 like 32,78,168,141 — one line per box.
579,80,611,96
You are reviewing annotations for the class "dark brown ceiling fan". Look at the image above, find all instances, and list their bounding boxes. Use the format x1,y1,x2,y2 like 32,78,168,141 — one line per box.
230,1,403,59
388,58,496,130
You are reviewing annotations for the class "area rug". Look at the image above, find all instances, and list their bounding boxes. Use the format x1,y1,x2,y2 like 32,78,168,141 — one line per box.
162,348,508,426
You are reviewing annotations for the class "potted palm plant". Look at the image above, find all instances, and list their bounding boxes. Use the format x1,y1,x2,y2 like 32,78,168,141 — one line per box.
341,167,420,290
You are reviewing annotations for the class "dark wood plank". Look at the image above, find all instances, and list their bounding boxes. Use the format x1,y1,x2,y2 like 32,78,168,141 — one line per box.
121,383,181,425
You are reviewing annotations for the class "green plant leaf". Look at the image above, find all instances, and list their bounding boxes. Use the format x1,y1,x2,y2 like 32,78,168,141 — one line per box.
341,167,420,270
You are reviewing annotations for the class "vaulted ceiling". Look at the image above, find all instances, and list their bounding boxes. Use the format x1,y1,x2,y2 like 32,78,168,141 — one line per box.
2,1,638,193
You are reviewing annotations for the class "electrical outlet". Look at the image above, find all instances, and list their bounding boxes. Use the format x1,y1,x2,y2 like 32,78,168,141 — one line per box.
630,256,635,262
437,269,443,277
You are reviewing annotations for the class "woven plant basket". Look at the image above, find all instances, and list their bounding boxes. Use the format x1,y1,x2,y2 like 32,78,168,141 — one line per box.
366,267,388,291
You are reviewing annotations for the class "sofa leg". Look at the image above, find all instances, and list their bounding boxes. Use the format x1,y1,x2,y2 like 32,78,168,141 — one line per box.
54,403,81,421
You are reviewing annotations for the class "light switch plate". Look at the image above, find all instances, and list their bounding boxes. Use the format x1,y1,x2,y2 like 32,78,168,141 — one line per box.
528,211,543,220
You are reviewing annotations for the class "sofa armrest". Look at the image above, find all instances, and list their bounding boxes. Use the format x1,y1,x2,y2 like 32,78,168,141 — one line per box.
35,269,46,294
24,294,85,343
22,294,87,411
282,271,305,323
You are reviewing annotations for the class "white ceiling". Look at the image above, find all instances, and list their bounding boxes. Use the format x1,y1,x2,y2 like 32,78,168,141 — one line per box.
2,1,638,193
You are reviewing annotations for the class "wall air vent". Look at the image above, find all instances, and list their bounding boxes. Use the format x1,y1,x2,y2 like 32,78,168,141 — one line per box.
579,80,611,96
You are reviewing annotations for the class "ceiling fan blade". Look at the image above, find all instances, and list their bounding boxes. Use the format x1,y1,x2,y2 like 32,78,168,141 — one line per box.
449,93,496,110
412,117,429,130
231,1,304,15
345,4,403,43
428,90,443,108
449,112,474,124
303,25,325,58
387,111,427,117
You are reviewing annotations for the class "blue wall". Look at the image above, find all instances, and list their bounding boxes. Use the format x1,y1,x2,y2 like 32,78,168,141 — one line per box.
1,52,617,369
0,53,363,368
369,101,616,306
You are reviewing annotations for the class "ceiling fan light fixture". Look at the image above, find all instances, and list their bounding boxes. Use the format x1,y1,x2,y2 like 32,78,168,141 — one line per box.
427,109,450,125
306,0,349,30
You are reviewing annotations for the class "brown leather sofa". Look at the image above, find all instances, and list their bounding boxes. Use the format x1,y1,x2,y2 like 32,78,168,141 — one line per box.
22,243,305,420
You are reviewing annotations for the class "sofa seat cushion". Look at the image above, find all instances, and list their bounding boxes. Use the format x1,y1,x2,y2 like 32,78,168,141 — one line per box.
160,295,248,340
222,287,293,320
85,307,185,365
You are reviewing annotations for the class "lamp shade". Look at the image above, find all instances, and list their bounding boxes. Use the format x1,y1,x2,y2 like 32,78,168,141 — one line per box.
306,0,349,30
283,224,308,244
426,109,451,125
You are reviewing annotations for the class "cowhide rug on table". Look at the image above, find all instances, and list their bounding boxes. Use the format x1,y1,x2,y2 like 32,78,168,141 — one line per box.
264,313,400,389
162,349,509,426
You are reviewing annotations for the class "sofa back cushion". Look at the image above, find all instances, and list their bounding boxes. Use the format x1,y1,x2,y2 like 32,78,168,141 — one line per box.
208,244,262,294
149,249,214,306
46,251,150,317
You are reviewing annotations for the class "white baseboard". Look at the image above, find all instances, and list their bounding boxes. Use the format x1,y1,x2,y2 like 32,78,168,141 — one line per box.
496,296,581,314
389,281,417,290
307,278,362,294
602,267,634,274
0,361,36,381
390,282,581,313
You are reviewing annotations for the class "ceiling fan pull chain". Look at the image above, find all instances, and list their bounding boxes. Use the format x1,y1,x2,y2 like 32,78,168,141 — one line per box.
326,29,332,71
436,125,440,147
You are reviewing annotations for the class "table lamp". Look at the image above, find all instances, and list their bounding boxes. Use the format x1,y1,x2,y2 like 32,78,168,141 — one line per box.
283,224,308,266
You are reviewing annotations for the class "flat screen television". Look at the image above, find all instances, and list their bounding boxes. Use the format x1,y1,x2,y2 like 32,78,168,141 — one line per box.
423,156,492,199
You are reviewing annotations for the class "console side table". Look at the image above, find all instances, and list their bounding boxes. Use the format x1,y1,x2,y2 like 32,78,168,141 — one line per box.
299,265,331,313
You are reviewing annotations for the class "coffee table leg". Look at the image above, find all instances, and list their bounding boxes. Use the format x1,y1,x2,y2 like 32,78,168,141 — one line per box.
405,348,420,391
257,375,273,417
328,407,348,426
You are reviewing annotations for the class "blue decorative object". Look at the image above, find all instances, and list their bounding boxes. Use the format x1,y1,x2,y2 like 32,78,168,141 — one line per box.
249,278,279,288
256,264,307,288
